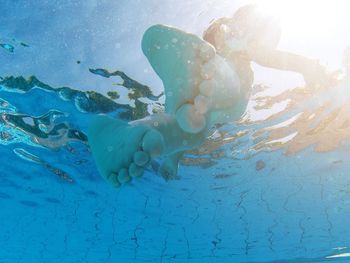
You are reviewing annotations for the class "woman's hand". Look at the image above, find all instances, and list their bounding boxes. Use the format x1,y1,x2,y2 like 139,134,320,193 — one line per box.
303,60,339,88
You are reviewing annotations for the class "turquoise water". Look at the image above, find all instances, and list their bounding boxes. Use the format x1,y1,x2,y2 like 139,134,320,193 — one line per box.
1,1,350,262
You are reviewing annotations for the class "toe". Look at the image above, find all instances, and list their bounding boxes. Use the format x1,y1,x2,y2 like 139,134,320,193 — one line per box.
199,43,215,62
133,151,150,166
108,172,121,188
142,130,164,158
201,59,217,80
199,79,216,97
129,163,144,178
176,104,206,134
118,168,131,184
194,94,212,114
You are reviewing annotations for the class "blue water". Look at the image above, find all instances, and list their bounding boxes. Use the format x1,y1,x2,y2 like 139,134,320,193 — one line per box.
1,1,350,262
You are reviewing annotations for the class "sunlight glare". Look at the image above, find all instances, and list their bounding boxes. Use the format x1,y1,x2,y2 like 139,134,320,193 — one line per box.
252,0,349,39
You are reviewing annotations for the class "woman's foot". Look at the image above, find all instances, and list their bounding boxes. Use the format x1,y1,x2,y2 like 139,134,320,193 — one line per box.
88,115,164,187
142,24,240,134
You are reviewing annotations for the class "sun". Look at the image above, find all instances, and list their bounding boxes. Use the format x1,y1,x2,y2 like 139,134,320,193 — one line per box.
251,0,349,40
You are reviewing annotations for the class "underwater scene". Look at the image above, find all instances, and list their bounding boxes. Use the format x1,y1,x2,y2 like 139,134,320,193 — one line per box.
2,0,350,262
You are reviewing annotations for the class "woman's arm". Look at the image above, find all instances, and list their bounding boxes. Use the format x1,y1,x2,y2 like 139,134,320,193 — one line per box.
248,47,315,72
247,46,328,85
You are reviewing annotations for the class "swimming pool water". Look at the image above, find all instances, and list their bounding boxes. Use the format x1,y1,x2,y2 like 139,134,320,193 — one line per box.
1,1,350,262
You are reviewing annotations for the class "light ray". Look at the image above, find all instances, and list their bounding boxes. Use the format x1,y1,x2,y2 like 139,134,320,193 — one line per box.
252,0,349,39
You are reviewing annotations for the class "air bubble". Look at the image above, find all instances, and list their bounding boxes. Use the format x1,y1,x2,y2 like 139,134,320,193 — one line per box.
107,146,113,152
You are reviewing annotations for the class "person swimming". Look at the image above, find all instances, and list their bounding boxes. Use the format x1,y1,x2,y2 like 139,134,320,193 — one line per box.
88,5,330,187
